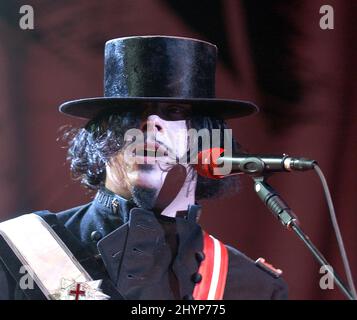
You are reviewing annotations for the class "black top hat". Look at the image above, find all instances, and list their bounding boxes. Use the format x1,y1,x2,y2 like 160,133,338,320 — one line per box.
59,35,258,119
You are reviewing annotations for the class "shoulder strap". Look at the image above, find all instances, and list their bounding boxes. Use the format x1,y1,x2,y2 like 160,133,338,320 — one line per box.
0,213,93,299
192,231,229,300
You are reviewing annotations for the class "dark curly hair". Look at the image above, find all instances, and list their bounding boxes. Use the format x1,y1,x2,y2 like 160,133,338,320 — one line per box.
63,111,242,200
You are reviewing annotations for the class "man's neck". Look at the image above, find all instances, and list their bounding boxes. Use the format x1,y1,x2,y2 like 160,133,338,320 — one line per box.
159,184,196,218
153,165,197,218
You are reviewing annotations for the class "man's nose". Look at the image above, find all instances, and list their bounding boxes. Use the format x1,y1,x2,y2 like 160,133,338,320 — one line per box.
140,114,164,133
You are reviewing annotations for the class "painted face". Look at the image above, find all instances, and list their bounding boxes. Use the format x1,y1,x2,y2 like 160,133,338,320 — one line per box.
105,104,192,199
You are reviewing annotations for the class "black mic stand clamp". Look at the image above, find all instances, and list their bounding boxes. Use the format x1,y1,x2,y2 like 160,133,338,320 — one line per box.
252,175,355,300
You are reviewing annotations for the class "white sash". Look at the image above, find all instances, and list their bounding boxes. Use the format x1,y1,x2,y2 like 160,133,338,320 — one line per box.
0,214,108,300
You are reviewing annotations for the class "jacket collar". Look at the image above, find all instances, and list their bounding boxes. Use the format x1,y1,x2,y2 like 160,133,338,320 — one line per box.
94,187,136,224
94,186,202,224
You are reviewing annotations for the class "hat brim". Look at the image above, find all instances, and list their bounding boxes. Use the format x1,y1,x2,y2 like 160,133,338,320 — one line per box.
59,97,259,120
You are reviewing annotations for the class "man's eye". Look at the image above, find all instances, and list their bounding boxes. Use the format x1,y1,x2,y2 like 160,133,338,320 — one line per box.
168,106,182,113
166,106,191,118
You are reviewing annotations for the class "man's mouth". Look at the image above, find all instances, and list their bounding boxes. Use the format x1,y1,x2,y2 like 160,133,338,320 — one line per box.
132,142,169,158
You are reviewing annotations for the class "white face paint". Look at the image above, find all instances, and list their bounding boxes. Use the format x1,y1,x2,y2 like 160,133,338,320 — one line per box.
105,104,191,199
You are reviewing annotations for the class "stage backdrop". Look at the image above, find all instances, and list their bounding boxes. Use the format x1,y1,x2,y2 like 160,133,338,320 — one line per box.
0,0,356,299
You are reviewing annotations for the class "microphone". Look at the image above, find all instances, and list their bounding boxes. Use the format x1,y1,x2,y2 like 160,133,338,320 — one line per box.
195,148,317,179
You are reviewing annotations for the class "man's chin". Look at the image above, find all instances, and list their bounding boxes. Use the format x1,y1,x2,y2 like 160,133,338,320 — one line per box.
131,185,158,210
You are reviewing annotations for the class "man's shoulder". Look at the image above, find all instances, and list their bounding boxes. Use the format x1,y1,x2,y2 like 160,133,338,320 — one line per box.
54,203,92,225
0,203,92,226
224,244,288,299
225,244,283,280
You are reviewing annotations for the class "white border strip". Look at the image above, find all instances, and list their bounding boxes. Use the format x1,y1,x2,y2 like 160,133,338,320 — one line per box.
207,235,221,300
0,214,92,298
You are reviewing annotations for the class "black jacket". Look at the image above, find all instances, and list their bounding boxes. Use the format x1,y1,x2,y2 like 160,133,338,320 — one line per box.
0,188,288,300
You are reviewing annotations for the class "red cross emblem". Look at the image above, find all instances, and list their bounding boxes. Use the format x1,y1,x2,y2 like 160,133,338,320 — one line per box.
69,283,86,300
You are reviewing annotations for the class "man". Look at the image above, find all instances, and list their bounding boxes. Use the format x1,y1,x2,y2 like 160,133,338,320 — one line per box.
0,36,288,300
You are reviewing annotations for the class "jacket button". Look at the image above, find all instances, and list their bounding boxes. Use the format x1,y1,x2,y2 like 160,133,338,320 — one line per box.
90,231,103,242
191,272,202,283
183,294,194,300
195,251,205,262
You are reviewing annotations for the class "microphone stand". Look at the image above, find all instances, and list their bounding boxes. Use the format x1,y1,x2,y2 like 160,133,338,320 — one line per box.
252,175,355,300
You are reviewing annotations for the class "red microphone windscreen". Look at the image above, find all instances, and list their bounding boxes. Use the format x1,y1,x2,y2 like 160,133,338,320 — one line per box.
194,148,225,179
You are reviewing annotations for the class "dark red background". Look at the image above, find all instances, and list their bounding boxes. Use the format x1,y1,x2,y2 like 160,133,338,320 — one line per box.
0,0,356,299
